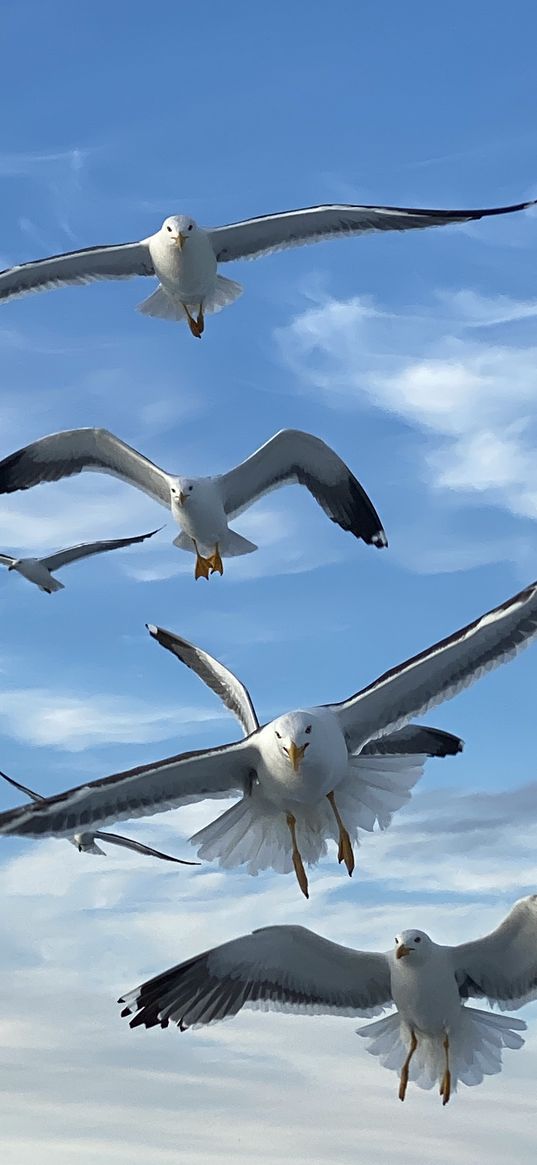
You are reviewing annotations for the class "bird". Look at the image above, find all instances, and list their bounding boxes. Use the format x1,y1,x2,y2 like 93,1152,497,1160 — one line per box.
0,771,199,864
0,427,387,580
0,527,161,593
0,200,534,337
117,895,537,1105
144,622,463,895
1,574,535,896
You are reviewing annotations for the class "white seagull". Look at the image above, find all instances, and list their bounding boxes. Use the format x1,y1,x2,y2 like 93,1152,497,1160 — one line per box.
1,576,536,896
0,771,198,865
0,527,161,593
118,895,537,1106
0,428,387,580
144,622,463,894
0,200,534,337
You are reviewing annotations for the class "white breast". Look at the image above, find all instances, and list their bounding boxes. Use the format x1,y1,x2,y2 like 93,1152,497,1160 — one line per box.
149,231,217,304
391,954,462,1036
171,481,229,549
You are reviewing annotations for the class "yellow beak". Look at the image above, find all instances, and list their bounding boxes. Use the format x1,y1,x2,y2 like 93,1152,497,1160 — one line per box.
285,741,307,773
396,943,412,960
178,491,186,505
174,231,187,250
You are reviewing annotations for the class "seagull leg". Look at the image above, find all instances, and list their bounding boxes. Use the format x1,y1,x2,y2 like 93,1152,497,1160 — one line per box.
440,1034,451,1106
208,544,224,575
193,541,212,581
196,304,205,336
184,305,202,338
398,1030,418,1101
326,790,355,876
286,812,309,899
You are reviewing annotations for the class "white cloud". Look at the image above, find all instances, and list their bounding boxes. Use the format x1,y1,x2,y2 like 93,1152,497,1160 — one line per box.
0,688,226,752
277,289,537,567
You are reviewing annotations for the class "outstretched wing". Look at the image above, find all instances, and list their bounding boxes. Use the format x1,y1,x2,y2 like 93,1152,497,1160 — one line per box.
330,580,537,753
43,528,162,572
0,769,42,802
0,738,259,840
147,624,259,736
361,725,463,758
0,241,154,303
0,428,172,507
209,201,536,263
92,831,200,865
219,429,386,547
453,896,537,1010
119,924,392,1029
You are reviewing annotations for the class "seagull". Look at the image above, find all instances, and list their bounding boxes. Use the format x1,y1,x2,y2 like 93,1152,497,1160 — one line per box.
118,895,537,1105
0,527,161,593
144,622,463,894
1,574,536,896
0,200,534,337
0,771,198,864
0,428,387,580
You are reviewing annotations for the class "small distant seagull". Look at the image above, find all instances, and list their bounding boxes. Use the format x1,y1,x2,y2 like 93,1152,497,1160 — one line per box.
0,527,161,593
0,771,198,864
0,200,534,337
118,896,537,1105
0,428,387,580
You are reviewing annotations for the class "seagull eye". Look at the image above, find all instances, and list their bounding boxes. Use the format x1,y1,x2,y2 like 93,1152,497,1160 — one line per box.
188,485,193,492
275,731,281,740
414,936,421,943
305,725,312,735
166,225,172,232
188,224,193,231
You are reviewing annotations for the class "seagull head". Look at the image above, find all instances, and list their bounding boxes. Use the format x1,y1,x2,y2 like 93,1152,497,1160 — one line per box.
161,214,199,250
271,711,319,773
395,929,432,961
171,478,196,508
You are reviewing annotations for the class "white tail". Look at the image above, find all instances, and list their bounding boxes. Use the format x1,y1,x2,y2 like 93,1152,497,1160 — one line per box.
191,754,424,876
137,276,243,324
357,1007,526,1094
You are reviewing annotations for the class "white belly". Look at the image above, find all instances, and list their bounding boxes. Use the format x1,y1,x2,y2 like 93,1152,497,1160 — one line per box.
391,963,462,1036
150,234,217,305
171,492,228,552
15,559,54,588
257,715,350,810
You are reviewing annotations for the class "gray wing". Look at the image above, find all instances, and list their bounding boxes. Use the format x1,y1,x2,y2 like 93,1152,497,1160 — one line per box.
92,831,200,865
0,554,15,566
218,429,387,547
0,241,154,303
0,769,42,802
0,737,259,840
0,428,171,507
147,624,259,736
119,924,392,1030
453,896,537,1010
361,725,463,758
42,528,163,572
209,200,536,263
330,579,537,753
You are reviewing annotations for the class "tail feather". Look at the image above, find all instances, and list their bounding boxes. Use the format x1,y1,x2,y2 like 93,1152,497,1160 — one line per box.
357,1008,526,1095
204,275,243,314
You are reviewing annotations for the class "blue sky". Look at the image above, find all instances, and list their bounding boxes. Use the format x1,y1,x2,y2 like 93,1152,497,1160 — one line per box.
1,1,537,1161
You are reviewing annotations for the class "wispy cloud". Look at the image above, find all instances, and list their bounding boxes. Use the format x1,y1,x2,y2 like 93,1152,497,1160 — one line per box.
0,688,227,752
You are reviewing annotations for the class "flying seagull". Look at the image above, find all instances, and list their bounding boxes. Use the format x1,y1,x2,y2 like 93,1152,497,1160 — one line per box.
1,575,535,896
0,527,161,593
0,771,198,864
118,895,537,1105
0,428,387,579
0,200,534,337
144,622,463,893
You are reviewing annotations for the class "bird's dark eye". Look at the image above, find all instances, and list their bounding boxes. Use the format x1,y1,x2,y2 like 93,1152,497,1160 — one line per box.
188,224,193,231
305,725,312,735
414,936,421,943
188,485,193,492
275,731,281,739
166,225,172,232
